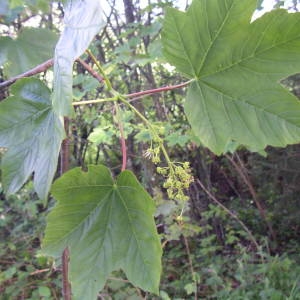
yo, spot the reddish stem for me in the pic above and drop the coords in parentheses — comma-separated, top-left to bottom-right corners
(118, 117, 127, 171)
(120, 135, 127, 171)
(0, 57, 104, 89)
(125, 80, 192, 99)
(0, 58, 192, 102)
(76, 58, 104, 83)
(62, 247, 72, 300)
(60, 117, 70, 175)
(0, 59, 54, 89)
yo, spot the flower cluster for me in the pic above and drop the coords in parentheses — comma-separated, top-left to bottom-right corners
(144, 142, 193, 201)
(143, 146, 161, 164)
(157, 162, 193, 201)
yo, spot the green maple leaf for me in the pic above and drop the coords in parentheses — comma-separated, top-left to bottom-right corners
(162, 0, 300, 154)
(0, 27, 57, 77)
(41, 165, 162, 300)
(0, 78, 65, 200)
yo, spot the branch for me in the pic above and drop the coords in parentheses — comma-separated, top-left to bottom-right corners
(1, 58, 193, 107)
(0, 59, 54, 89)
(196, 178, 260, 251)
(124, 79, 194, 99)
(72, 80, 194, 106)
(76, 58, 104, 83)
(225, 153, 277, 243)
(62, 247, 72, 300)
(0, 57, 104, 90)
(115, 103, 127, 171)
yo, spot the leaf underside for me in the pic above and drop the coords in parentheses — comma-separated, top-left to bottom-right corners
(0, 78, 65, 200)
(52, 0, 106, 116)
(41, 165, 162, 300)
(162, 0, 300, 154)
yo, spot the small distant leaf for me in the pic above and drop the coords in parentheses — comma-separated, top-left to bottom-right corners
(0, 78, 65, 200)
(165, 131, 191, 147)
(0, 28, 57, 76)
(148, 39, 163, 61)
(135, 129, 151, 142)
(184, 282, 197, 295)
(162, 0, 300, 154)
(3, 266, 17, 279)
(38, 286, 51, 297)
(140, 21, 162, 38)
(9, 0, 23, 8)
(42, 165, 162, 300)
(27, 0, 50, 12)
(52, 0, 106, 116)
(88, 126, 114, 145)
(73, 74, 99, 92)
(160, 290, 171, 300)
(10, 0, 49, 11)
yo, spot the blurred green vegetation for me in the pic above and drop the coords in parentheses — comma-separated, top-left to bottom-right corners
(1, 0, 300, 299)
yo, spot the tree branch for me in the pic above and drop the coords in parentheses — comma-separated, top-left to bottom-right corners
(0, 57, 104, 90)
(0, 59, 54, 89)
(225, 153, 277, 243)
(1, 59, 193, 109)
(76, 58, 104, 83)
(72, 80, 194, 106)
(62, 247, 72, 300)
(124, 79, 194, 99)
(196, 178, 260, 251)
(115, 103, 127, 171)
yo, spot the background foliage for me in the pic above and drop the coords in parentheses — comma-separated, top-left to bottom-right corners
(1, 0, 300, 299)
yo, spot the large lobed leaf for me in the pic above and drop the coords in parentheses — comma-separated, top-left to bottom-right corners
(162, 0, 300, 154)
(41, 165, 162, 300)
(0, 78, 65, 200)
(0, 27, 57, 77)
(52, 0, 106, 116)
